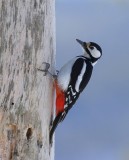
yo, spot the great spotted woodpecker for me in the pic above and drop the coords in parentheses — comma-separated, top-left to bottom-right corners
(40, 39, 102, 144)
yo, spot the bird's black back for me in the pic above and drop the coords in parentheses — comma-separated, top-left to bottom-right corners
(64, 56, 93, 114)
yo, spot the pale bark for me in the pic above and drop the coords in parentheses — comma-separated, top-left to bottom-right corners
(0, 0, 55, 159)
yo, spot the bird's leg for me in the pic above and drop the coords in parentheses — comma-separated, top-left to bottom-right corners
(37, 62, 57, 80)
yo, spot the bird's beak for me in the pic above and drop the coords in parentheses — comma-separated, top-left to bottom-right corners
(76, 39, 84, 46)
(76, 39, 90, 49)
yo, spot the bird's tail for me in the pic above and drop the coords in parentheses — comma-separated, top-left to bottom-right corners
(49, 113, 62, 144)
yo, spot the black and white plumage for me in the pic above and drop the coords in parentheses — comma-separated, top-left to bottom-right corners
(49, 39, 102, 144)
(60, 56, 93, 121)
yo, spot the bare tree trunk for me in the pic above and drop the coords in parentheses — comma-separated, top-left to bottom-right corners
(0, 0, 55, 159)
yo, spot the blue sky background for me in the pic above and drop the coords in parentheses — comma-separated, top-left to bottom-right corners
(55, 0, 129, 160)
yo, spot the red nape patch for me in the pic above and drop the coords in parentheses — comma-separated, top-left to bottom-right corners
(55, 80, 65, 115)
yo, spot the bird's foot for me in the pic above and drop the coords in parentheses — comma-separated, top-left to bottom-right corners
(37, 62, 57, 79)
(37, 62, 50, 76)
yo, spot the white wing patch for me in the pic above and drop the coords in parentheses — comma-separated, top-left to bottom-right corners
(75, 62, 86, 92)
(64, 85, 78, 109)
(69, 85, 76, 95)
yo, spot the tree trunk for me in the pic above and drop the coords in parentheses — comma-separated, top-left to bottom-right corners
(0, 0, 55, 159)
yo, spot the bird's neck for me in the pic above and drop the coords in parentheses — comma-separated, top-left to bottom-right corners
(92, 61, 98, 66)
(82, 54, 98, 66)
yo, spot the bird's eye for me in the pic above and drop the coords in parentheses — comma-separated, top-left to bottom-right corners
(89, 46, 94, 50)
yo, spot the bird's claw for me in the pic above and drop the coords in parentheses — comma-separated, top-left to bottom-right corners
(37, 62, 50, 76)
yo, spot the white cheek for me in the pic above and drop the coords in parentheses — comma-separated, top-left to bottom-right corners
(91, 49, 101, 58)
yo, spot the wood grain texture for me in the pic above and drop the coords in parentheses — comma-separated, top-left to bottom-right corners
(0, 0, 55, 159)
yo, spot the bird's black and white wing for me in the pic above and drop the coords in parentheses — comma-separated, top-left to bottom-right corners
(61, 57, 93, 121)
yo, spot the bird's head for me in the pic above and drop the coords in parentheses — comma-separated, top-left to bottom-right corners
(76, 39, 102, 64)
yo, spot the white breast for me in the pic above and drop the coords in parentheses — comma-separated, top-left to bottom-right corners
(57, 58, 77, 91)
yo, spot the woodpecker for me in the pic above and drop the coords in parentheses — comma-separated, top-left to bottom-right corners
(45, 39, 102, 144)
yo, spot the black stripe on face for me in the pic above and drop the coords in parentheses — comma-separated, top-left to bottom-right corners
(90, 42, 102, 54)
(86, 47, 99, 63)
